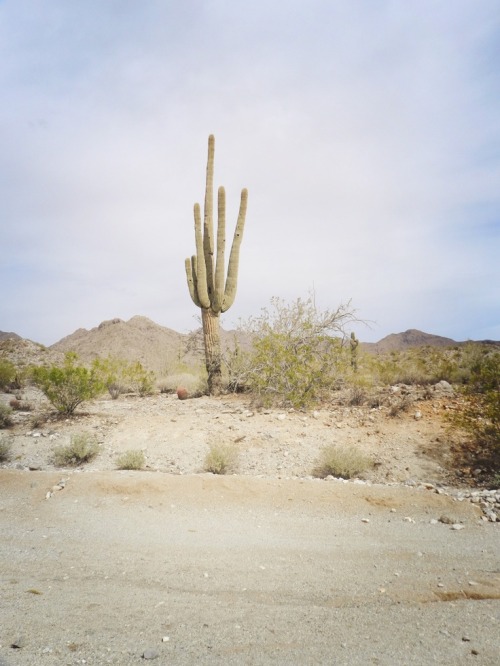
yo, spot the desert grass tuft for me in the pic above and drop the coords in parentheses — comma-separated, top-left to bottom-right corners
(116, 449, 145, 470)
(0, 437, 12, 461)
(52, 432, 99, 467)
(203, 442, 239, 475)
(313, 444, 373, 479)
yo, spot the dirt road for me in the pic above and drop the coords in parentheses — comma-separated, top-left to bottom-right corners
(1, 470, 499, 665)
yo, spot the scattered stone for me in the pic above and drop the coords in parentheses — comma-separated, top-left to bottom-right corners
(438, 515, 456, 525)
(403, 517, 415, 523)
(11, 636, 26, 648)
(361, 518, 370, 523)
(142, 648, 159, 659)
(414, 411, 422, 420)
(451, 524, 465, 531)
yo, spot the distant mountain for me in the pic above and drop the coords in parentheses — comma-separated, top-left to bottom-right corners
(362, 329, 458, 354)
(0, 331, 22, 342)
(50, 316, 188, 375)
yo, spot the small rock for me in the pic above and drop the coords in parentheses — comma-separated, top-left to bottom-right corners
(142, 648, 159, 659)
(361, 518, 370, 523)
(414, 411, 422, 420)
(438, 515, 456, 525)
(451, 524, 465, 531)
(11, 636, 26, 648)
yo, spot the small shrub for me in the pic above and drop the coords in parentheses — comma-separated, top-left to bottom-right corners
(203, 443, 239, 475)
(0, 438, 12, 461)
(388, 395, 413, 417)
(52, 433, 99, 467)
(32, 353, 104, 415)
(0, 360, 16, 389)
(116, 449, 145, 470)
(0, 404, 13, 429)
(158, 373, 207, 396)
(313, 444, 373, 479)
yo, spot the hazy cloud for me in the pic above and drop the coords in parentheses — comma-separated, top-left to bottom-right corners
(1, 0, 499, 344)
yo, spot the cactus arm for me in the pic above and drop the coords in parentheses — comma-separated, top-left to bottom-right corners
(203, 134, 215, 300)
(221, 188, 248, 313)
(185, 256, 202, 308)
(212, 186, 226, 313)
(193, 202, 210, 308)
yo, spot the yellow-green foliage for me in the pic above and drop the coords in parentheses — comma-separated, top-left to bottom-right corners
(92, 357, 156, 397)
(313, 444, 373, 479)
(238, 296, 356, 408)
(447, 351, 500, 473)
(116, 449, 145, 470)
(32, 353, 104, 415)
(52, 432, 99, 466)
(203, 442, 239, 475)
(0, 437, 12, 460)
(0, 359, 16, 389)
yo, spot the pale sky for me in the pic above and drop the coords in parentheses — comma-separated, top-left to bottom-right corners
(1, 1, 499, 345)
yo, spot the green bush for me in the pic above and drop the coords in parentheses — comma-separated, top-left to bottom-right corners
(52, 432, 99, 466)
(92, 357, 155, 397)
(448, 351, 500, 475)
(235, 295, 357, 408)
(313, 444, 373, 479)
(32, 353, 104, 415)
(116, 449, 145, 470)
(0, 437, 12, 461)
(0, 360, 16, 390)
(0, 404, 13, 429)
(203, 443, 239, 475)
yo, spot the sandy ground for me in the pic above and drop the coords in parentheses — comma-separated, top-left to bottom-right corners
(1, 391, 499, 664)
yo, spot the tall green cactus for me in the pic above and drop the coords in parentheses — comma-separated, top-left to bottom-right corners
(185, 135, 248, 395)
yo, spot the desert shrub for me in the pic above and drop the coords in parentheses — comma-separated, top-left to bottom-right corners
(157, 372, 207, 396)
(116, 449, 145, 470)
(0, 404, 13, 428)
(0, 360, 16, 390)
(52, 432, 99, 466)
(0, 437, 12, 461)
(92, 357, 155, 398)
(447, 351, 500, 475)
(234, 295, 358, 408)
(313, 444, 373, 479)
(32, 353, 104, 415)
(203, 442, 239, 475)
(388, 394, 414, 417)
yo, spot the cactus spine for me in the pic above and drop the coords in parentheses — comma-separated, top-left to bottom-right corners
(185, 135, 248, 395)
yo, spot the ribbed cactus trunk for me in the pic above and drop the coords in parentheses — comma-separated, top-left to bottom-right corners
(185, 135, 248, 395)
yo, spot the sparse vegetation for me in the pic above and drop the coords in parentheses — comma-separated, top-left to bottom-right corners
(0, 437, 12, 461)
(0, 359, 16, 389)
(92, 357, 156, 398)
(203, 442, 239, 475)
(116, 449, 145, 470)
(157, 372, 207, 397)
(52, 432, 100, 466)
(233, 295, 358, 408)
(0, 404, 13, 428)
(447, 351, 500, 477)
(313, 444, 373, 479)
(32, 353, 104, 415)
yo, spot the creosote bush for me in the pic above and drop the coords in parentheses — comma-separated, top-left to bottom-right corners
(447, 351, 500, 475)
(92, 357, 156, 398)
(32, 353, 104, 415)
(203, 442, 239, 475)
(231, 295, 359, 408)
(0, 404, 13, 429)
(116, 449, 145, 470)
(0, 360, 16, 390)
(52, 432, 99, 467)
(313, 444, 373, 479)
(0, 437, 12, 461)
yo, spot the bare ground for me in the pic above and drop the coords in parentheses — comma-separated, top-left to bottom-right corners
(1, 390, 499, 665)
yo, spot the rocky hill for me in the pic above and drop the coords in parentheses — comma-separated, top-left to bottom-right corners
(0, 331, 22, 342)
(362, 329, 458, 354)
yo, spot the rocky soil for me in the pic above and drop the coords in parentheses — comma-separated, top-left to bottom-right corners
(1, 385, 499, 664)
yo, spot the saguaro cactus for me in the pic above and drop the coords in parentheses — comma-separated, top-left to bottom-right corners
(185, 135, 248, 395)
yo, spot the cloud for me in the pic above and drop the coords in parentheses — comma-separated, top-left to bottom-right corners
(1, 0, 499, 344)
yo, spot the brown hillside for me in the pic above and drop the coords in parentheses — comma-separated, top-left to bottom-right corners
(50, 316, 188, 375)
(363, 329, 457, 354)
